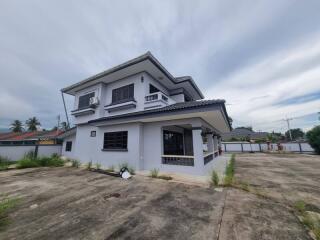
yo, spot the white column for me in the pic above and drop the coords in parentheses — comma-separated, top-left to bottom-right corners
(206, 133, 214, 153)
(213, 135, 218, 153)
(192, 128, 204, 174)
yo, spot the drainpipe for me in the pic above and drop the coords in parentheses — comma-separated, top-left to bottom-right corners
(61, 91, 70, 129)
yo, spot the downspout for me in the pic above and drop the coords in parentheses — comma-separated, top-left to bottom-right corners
(61, 91, 70, 129)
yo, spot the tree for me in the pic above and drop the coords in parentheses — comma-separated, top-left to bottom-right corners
(25, 117, 41, 131)
(285, 128, 304, 141)
(306, 126, 320, 154)
(10, 120, 24, 132)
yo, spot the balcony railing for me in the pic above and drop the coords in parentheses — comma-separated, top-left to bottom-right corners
(204, 152, 214, 165)
(145, 92, 169, 102)
(161, 155, 194, 166)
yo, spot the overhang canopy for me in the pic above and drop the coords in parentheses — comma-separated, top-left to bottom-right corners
(87, 100, 231, 133)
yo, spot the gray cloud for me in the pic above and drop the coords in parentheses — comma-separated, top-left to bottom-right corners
(0, 0, 320, 132)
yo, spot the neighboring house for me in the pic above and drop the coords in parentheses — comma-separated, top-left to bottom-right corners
(0, 130, 64, 160)
(61, 52, 231, 175)
(0, 130, 64, 145)
(222, 127, 268, 141)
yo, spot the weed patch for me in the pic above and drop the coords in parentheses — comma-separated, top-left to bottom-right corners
(294, 200, 320, 240)
(17, 153, 64, 169)
(71, 159, 80, 168)
(211, 170, 219, 186)
(150, 168, 159, 178)
(223, 154, 235, 186)
(0, 195, 20, 231)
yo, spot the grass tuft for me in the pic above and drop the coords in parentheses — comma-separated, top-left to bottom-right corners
(95, 163, 101, 170)
(293, 200, 320, 240)
(294, 200, 306, 213)
(223, 154, 235, 186)
(211, 170, 219, 186)
(0, 156, 11, 171)
(87, 160, 92, 170)
(150, 168, 159, 178)
(0, 195, 20, 231)
(71, 159, 80, 168)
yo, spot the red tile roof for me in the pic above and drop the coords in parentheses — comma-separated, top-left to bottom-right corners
(0, 130, 64, 141)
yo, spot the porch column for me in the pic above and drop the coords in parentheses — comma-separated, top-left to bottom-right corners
(206, 133, 214, 153)
(213, 135, 218, 153)
(192, 128, 204, 172)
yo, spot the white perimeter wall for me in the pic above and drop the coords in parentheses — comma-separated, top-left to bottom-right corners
(0, 145, 62, 161)
(222, 142, 314, 153)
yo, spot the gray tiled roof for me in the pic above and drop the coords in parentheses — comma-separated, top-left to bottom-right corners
(88, 99, 231, 128)
(61, 52, 204, 99)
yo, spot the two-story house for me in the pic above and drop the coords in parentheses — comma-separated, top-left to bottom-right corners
(61, 52, 231, 175)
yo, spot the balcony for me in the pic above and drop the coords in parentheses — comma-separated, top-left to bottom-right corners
(144, 92, 169, 109)
(104, 99, 137, 113)
(71, 106, 95, 117)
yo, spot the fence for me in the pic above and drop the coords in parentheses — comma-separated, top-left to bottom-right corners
(222, 142, 314, 153)
(0, 145, 62, 161)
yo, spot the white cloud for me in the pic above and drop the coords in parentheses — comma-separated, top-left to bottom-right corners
(0, 0, 320, 132)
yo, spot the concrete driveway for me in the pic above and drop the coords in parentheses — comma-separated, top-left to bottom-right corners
(0, 167, 225, 240)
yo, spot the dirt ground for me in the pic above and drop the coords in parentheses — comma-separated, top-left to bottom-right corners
(0, 167, 225, 240)
(219, 153, 320, 240)
(0, 153, 319, 240)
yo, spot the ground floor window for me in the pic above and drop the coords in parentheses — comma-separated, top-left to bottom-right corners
(163, 130, 184, 155)
(65, 141, 72, 152)
(103, 131, 128, 150)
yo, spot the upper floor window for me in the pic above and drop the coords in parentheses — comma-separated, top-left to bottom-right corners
(149, 84, 160, 94)
(112, 84, 134, 104)
(78, 92, 95, 109)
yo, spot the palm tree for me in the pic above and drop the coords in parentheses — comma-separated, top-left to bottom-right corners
(25, 117, 41, 131)
(10, 120, 24, 132)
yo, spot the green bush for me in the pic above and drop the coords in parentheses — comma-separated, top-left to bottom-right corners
(306, 126, 320, 154)
(211, 170, 219, 186)
(17, 158, 39, 169)
(150, 168, 159, 178)
(17, 153, 64, 169)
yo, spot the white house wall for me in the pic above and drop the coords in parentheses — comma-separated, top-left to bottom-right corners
(73, 83, 104, 125)
(61, 134, 77, 159)
(74, 123, 142, 170)
(143, 118, 205, 175)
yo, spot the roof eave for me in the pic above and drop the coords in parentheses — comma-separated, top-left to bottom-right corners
(61, 52, 204, 99)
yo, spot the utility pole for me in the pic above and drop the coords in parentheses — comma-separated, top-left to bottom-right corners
(283, 117, 293, 141)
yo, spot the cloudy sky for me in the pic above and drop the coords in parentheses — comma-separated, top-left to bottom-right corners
(1, 0, 320, 132)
